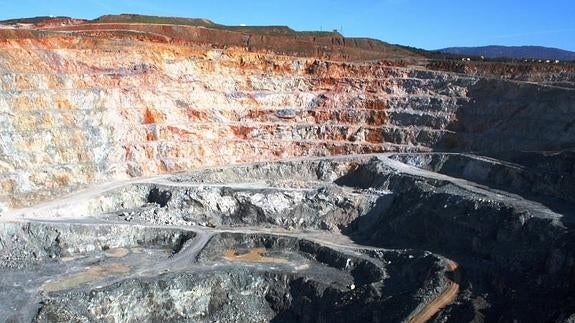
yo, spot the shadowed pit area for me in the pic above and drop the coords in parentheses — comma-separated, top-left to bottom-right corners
(1, 153, 573, 322)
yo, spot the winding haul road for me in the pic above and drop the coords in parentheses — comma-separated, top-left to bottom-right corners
(1, 153, 469, 321)
(410, 259, 460, 323)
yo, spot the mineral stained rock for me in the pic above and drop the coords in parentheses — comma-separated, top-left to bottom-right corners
(0, 15, 574, 323)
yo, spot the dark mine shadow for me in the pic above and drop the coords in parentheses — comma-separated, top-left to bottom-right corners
(332, 161, 575, 323)
(427, 77, 575, 226)
(433, 78, 575, 153)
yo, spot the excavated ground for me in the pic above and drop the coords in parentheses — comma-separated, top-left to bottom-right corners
(1, 153, 574, 322)
(0, 16, 574, 322)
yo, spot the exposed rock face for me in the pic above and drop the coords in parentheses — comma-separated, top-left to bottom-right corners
(1, 31, 573, 207)
(1, 16, 574, 323)
(1, 154, 573, 322)
(426, 59, 575, 85)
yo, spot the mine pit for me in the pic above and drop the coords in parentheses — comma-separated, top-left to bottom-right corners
(2, 153, 572, 322)
(0, 155, 568, 322)
(0, 15, 573, 321)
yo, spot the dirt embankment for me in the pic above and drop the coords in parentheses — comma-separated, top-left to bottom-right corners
(0, 15, 421, 62)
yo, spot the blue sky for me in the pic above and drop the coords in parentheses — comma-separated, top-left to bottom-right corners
(0, 0, 574, 51)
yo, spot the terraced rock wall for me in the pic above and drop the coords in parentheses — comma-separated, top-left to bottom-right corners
(1, 36, 574, 207)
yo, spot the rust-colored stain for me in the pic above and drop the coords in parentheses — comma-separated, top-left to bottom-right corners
(186, 109, 209, 122)
(144, 145, 155, 159)
(145, 131, 157, 141)
(310, 110, 330, 123)
(162, 126, 193, 141)
(328, 144, 347, 156)
(55, 174, 71, 186)
(365, 129, 385, 144)
(159, 159, 169, 172)
(329, 130, 348, 141)
(247, 109, 267, 121)
(309, 110, 388, 126)
(368, 111, 389, 126)
(41, 263, 130, 293)
(56, 98, 72, 109)
(321, 77, 338, 86)
(223, 248, 289, 264)
(143, 108, 156, 124)
(245, 93, 260, 107)
(124, 146, 134, 160)
(231, 125, 254, 140)
(365, 99, 388, 110)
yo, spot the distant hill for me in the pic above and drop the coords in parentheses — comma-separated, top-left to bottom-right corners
(439, 46, 575, 61)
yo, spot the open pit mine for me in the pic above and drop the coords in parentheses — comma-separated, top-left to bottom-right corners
(0, 14, 574, 323)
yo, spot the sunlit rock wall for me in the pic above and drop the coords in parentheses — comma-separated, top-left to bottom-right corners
(1, 36, 573, 207)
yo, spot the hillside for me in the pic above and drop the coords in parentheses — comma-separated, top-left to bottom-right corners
(439, 45, 575, 61)
(0, 14, 422, 62)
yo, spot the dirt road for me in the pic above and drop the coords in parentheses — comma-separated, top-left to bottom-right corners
(409, 259, 460, 323)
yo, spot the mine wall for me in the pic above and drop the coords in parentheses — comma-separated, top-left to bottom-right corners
(1, 37, 574, 208)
